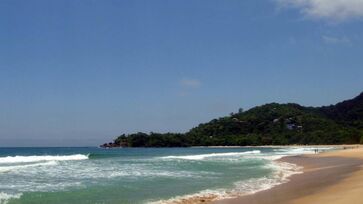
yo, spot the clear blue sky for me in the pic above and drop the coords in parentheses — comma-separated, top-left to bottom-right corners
(1, 0, 363, 146)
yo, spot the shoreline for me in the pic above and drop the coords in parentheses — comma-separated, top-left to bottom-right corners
(213, 145, 363, 204)
(164, 145, 363, 204)
(191, 144, 360, 148)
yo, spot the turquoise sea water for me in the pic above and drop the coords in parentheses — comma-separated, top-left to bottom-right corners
(0, 147, 333, 204)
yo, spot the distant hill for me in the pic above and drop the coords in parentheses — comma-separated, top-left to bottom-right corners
(101, 92, 363, 147)
(319, 92, 363, 128)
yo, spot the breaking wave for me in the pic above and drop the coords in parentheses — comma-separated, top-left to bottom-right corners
(0, 161, 58, 173)
(160, 150, 261, 160)
(0, 192, 22, 204)
(0, 154, 89, 164)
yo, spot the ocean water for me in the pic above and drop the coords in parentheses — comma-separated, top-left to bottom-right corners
(0, 147, 334, 204)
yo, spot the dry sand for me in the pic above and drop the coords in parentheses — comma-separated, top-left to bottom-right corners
(213, 145, 363, 204)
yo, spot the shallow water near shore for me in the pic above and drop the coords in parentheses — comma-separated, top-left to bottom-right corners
(0, 147, 334, 204)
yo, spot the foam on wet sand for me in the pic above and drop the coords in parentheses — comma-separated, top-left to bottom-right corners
(213, 145, 363, 204)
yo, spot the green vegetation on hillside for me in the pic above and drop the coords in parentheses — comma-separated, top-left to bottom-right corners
(101, 92, 363, 147)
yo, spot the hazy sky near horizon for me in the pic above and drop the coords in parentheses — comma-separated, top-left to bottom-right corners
(1, 0, 363, 146)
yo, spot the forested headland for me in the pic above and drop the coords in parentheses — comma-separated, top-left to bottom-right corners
(101, 92, 363, 147)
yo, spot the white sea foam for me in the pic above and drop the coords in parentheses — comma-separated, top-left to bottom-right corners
(160, 150, 261, 160)
(0, 161, 58, 173)
(148, 188, 231, 204)
(150, 147, 312, 204)
(247, 147, 337, 161)
(0, 160, 205, 194)
(149, 160, 303, 204)
(273, 147, 335, 154)
(0, 192, 22, 204)
(231, 160, 302, 194)
(0, 154, 89, 164)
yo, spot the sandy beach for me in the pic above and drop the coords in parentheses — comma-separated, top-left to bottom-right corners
(213, 145, 363, 204)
